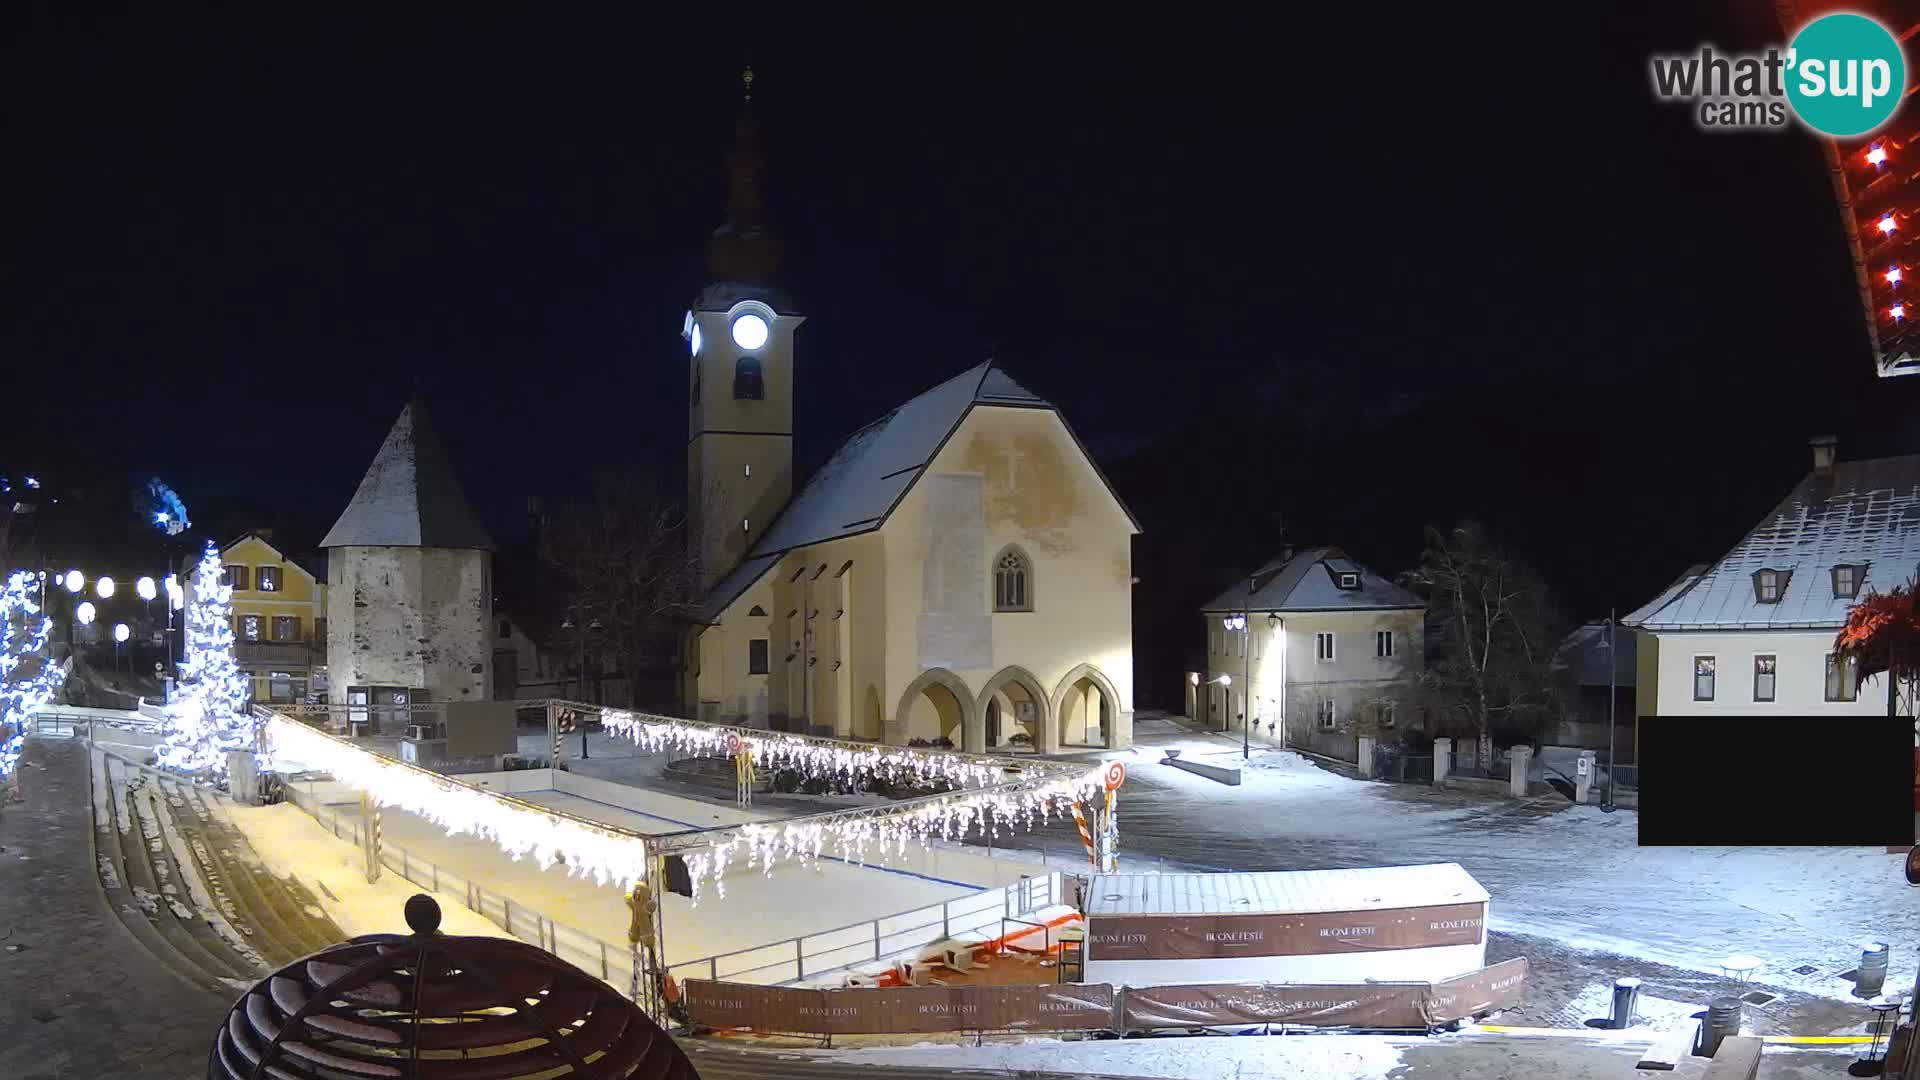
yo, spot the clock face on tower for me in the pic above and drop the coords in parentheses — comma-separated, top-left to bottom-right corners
(689, 322, 703, 356)
(731, 313, 769, 350)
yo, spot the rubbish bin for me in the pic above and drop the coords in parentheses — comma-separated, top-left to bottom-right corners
(1859, 943, 1890, 997)
(1702, 997, 1743, 1057)
(1610, 978, 1642, 1030)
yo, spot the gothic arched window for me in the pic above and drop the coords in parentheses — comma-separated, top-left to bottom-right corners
(993, 547, 1032, 612)
(733, 357, 765, 400)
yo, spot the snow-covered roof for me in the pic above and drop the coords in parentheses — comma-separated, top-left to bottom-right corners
(1621, 565, 1709, 628)
(1199, 546, 1424, 614)
(321, 399, 494, 551)
(1084, 864, 1488, 917)
(1632, 454, 1920, 631)
(696, 360, 1139, 622)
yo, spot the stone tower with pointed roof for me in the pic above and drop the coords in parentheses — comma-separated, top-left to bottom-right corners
(686, 68, 804, 590)
(323, 398, 495, 712)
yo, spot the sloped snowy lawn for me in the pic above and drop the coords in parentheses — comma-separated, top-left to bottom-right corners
(793, 1031, 1412, 1079)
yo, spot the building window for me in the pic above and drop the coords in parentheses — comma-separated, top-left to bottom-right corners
(747, 605, 768, 617)
(1826, 652, 1859, 702)
(733, 356, 765, 400)
(1692, 655, 1716, 701)
(1315, 632, 1335, 662)
(271, 615, 299, 642)
(498, 620, 511, 639)
(224, 565, 249, 590)
(314, 617, 327, 645)
(690, 358, 701, 406)
(268, 671, 293, 703)
(993, 548, 1032, 612)
(1832, 564, 1863, 599)
(1375, 630, 1394, 658)
(239, 614, 263, 641)
(1317, 699, 1337, 730)
(1338, 572, 1359, 590)
(1376, 701, 1396, 729)
(256, 566, 281, 592)
(1752, 568, 1787, 604)
(748, 638, 769, 675)
(1753, 655, 1776, 702)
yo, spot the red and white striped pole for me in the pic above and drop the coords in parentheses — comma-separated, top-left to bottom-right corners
(1070, 801, 1097, 867)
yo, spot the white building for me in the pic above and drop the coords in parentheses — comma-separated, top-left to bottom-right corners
(1626, 438, 1919, 717)
(1190, 546, 1426, 758)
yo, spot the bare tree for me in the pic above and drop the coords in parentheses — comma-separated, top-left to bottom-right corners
(539, 477, 704, 706)
(1401, 522, 1566, 759)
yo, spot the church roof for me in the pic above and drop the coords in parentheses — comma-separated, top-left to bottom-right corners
(697, 360, 1135, 622)
(321, 398, 494, 551)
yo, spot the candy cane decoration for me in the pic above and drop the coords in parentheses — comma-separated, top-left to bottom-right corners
(1071, 800, 1097, 866)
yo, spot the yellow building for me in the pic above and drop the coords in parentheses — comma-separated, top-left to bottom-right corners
(215, 531, 328, 704)
(683, 75, 1140, 752)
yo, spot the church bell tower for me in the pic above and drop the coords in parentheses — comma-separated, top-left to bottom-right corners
(687, 67, 802, 590)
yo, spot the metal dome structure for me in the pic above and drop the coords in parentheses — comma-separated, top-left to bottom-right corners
(209, 894, 700, 1080)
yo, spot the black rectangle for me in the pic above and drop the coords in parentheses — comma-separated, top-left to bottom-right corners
(1637, 716, 1912, 846)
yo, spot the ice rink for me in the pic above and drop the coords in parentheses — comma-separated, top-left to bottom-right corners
(283, 774, 989, 975)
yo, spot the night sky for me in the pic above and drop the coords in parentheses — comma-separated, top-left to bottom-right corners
(7, 5, 1920, 699)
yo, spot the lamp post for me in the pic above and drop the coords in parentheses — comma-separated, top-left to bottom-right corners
(1242, 576, 1254, 759)
(1602, 610, 1618, 813)
(560, 612, 602, 759)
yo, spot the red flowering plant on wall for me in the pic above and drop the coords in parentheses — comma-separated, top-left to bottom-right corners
(1831, 576, 1920, 808)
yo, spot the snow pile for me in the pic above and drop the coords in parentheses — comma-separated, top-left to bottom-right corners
(220, 801, 511, 941)
(796, 1032, 1411, 1079)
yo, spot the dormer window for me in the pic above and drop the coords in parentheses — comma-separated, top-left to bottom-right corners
(1831, 564, 1864, 599)
(1752, 568, 1789, 604)
(1337, 572, 1359, 590)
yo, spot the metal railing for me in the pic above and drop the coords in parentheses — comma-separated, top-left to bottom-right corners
(280, 781, 642, 997)
(279, 778, 1061, 994)
(27, 707, 163, 738)
(664, 871, 1060, 987)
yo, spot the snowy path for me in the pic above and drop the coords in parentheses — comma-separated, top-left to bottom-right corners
(996, 719, 1919, 1004)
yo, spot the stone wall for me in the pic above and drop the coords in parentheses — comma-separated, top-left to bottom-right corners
(326, 545, 492, 702)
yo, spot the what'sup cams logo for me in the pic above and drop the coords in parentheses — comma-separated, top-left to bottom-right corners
(1651, 12, 1906, 135)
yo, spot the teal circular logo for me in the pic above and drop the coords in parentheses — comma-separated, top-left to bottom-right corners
(1786, 13, 1906, 137)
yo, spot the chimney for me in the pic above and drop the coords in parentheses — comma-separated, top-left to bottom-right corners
(1810, 435, 1838, 474)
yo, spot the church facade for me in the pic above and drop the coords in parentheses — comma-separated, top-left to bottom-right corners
(682, 73, 1138, 752)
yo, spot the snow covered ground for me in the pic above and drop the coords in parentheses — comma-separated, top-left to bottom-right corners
(791, 1032, 1414, 1079)
(1043, 724, 1920, 1011)
(221, 800, 512, 941)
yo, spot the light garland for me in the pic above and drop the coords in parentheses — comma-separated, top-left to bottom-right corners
(265, 716, 653, 889)
(600, 708, 1104, 902)
(601, 709, 1024, 793)
(259, 705, 1102, 905)
(1, 570, 69, 778)
(677, 768, 1097, 903)
(156, 542, 254, 776)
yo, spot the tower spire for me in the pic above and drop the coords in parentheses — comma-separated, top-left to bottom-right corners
(709, 66, 780, 282)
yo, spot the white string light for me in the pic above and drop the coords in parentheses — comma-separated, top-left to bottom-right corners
(156, 542, 254, 776)
(265, 716, 653, 889)
(601, 708, 1104, 901)
(1, 570, 69, 778)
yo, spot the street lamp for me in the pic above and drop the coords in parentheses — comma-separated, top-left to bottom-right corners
(96, 576, 115, 599)
(76, 601, 96, 624)
(63, 570, 83, 593)
(559, 613, 604, 759)
(1599, 610, 1618, 813)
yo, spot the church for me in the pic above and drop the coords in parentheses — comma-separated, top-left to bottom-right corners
(683, 72, 1139, 752)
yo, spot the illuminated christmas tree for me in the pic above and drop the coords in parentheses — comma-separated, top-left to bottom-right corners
(1, 570, 67, 782)
(157, 542, 254, 775)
